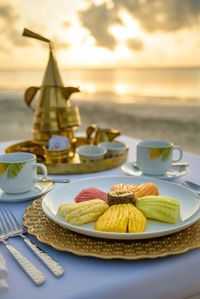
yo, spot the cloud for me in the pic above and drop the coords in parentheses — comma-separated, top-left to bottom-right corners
(0, 2, 69, 52)
(52, 37, 69, 49)
(114, 0, 200, 32)
(79, 2, 122, 49)
(0, 44, 10, 53)
(78, 0, 200, 49)
(0, 2, 29, 47)
(62, 20, 71, 28)
(126, 38, 144, 51)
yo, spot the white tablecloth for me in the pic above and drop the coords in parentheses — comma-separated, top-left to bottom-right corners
(0, 136, 200, 299)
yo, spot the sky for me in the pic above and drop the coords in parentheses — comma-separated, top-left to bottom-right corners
(0, 0, 200, 69)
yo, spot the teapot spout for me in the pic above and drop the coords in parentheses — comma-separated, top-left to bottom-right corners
(93, 128, 121, 145)
(106, 129, 121, 141)
(62, 87, 80, 100)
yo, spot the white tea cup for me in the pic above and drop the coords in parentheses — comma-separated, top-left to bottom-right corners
(98, 142, 127, 157)
(136, 140, 183, 175)
(0, 152, 48, 194)
(76, 145, 107, 162)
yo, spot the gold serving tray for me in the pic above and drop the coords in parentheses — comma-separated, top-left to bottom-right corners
(5, 139, 128, 174)
(23, 199, 200, 260)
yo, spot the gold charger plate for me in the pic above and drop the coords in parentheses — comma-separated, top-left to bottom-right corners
(5, 139, 128, 174)
(23, 198, 200, 260)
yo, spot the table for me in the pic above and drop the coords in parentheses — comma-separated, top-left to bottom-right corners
(1, 136, 200, 299)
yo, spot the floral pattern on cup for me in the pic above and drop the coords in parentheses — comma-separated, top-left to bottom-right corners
(136, 140, 183, 175)
(0, 163, 25, 179)
(148, 148, 172, 161)
(0, 152, 48, 194)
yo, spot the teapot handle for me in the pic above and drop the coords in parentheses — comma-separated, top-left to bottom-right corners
(86, 124, 98, 143)
(24, 86, 40, 111)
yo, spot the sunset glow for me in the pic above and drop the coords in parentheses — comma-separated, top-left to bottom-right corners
(114, 84, 127, 95)
(0, 0, 200, 69)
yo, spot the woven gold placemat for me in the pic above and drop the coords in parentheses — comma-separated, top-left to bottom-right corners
(23, 199, 200, 260)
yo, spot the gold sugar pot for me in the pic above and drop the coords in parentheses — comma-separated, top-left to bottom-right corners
(86, 124, 120, 145)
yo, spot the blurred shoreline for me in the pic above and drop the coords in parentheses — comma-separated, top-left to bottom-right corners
(0, 91, 200, 154)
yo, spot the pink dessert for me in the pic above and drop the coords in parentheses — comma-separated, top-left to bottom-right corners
(74, 187, 108, 203)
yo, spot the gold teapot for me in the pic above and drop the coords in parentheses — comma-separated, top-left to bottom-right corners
(22, 28, 81, 145)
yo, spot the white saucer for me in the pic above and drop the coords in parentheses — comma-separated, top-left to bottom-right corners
(121, 162, 188, 180)
(0, 181, 54, 203)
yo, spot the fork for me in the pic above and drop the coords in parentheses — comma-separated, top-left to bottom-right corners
(1, 209, 64, 277)
(0, 212, 45, 285)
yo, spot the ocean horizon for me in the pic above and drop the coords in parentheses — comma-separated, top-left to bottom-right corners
(0, 67, 200, 154)
(0, 67, 200, 105)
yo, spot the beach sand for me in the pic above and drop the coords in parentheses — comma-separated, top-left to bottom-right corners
(0, 91, 200, 154)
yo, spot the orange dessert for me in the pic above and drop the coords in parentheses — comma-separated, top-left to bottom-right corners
(111, 182, 159, 200)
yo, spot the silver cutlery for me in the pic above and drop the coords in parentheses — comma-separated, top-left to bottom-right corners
(171, 162, 189, 167)
(183, 180, 200, 195)
(39, 177, 70, 184)
(0, 212, 45, 286)
(1, 209, 64, 277)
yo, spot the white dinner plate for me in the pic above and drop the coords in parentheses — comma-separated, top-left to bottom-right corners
(42, 176, 200, 240)
(121, 162, 188, 180)
(0, 181, 54, 203)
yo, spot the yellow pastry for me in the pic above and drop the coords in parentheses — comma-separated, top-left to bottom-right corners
(95, 203, 146, 233)
(57, 199, 109, 225)
(127, 204, 146, 232)
(95, 204, 129, 233)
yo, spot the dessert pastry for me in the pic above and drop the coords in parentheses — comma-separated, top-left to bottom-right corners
(58, 202, 78, 218)
(58, 199, 109, 225)
(95, 203, 146, 233)
(111, 182, 159, 199)
(107, 190, 135, 206)
(134, 183, 159, 199)
(136, 196, 180, 224)
(74, 187, 107, 203)
(111, 183, 138, 193)
(127, 204, 147, 233)
(95, 204, 129, 233)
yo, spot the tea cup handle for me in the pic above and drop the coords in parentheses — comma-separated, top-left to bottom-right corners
(172, 146, 183, 163)
(35, 163, 48, 180)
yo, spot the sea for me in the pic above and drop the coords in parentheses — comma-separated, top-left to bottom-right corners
(0, 68, 200, 105)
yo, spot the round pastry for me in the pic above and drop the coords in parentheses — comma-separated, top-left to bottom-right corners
(111, 182, 159, 200)
(107, 190, 135, 206)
